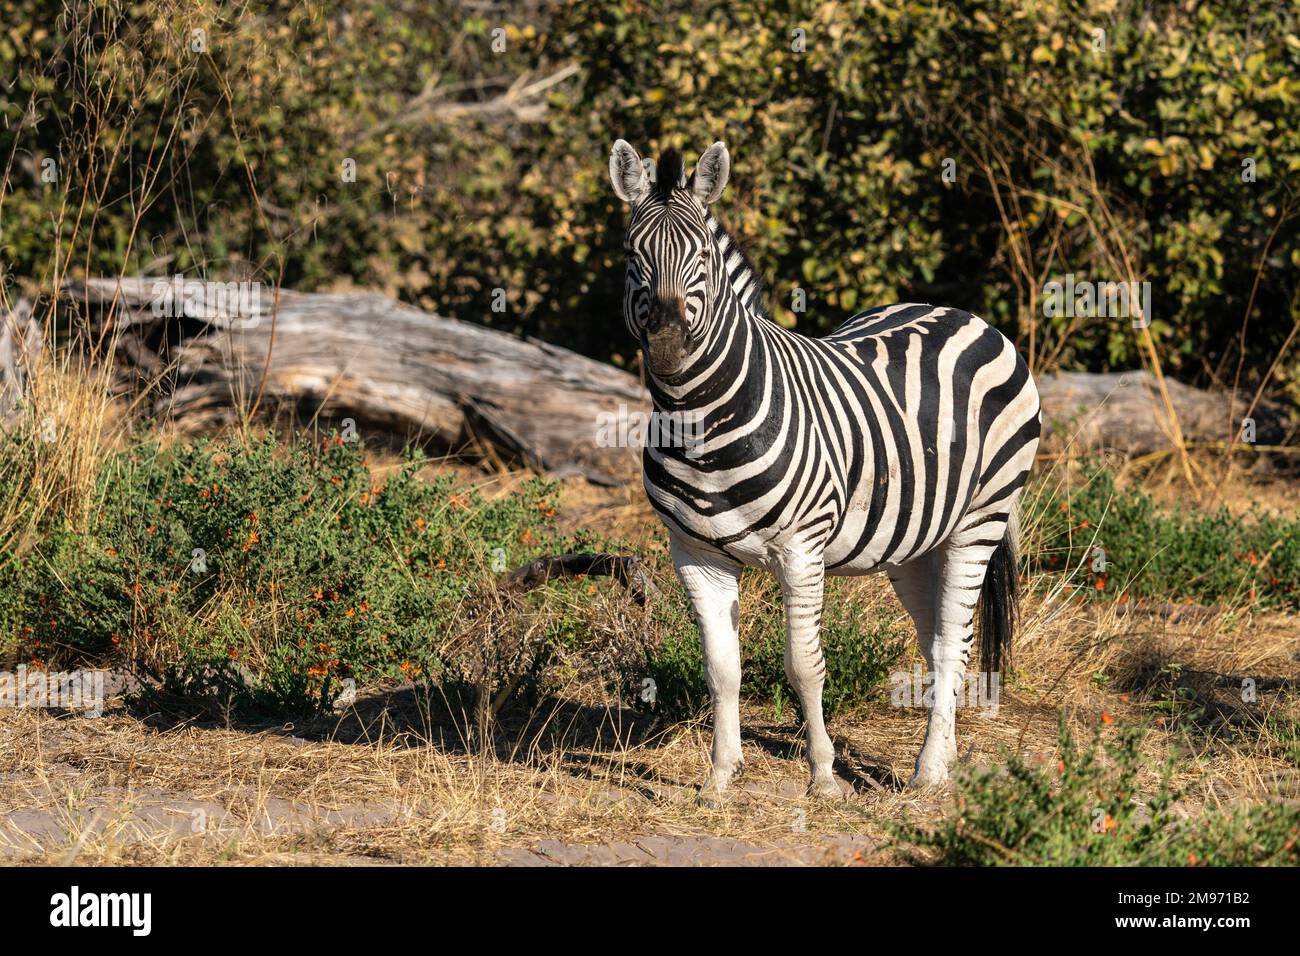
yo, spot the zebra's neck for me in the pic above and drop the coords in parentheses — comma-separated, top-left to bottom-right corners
(705, 211, 768, 320)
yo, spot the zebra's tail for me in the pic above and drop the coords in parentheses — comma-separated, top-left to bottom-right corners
(978, 506, 1020, 678)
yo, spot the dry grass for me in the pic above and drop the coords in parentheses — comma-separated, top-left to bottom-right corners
(2, 508, 1296, 864)
(0, 352, 126, 562)
(1, 404, 1296, 865)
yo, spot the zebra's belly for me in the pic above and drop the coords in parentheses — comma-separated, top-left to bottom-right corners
(648, 484, 944, 576)
(645, 461, 942, 575)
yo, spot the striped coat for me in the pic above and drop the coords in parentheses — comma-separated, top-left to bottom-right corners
(611, 140, 1040, 797)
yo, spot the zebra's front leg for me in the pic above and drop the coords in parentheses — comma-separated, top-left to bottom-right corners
(777, 551, 842, 799)
(670, 538, 744, 804)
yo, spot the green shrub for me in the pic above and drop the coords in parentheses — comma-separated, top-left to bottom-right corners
(896, 717, 1300, 866)
(636, 575, 908, 722)
(0, 431, 562, 716)
(1027, 463, 1300, 608)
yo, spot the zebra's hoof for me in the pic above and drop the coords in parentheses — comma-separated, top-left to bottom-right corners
(807, 776, 848, 801)
(907, 767, 950, 791)
(696, 767, 740, 807)
(697, 782, 732, 808)
(696, 789, 725, 808)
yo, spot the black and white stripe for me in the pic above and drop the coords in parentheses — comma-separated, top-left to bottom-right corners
(609, 140, 1041, 795)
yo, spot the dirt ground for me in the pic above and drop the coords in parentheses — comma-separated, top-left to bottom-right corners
(2, 466, 1298, 866)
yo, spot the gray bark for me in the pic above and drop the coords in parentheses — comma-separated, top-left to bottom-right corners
(58, 279, 1291, 477)
(67, 277, 646, 485)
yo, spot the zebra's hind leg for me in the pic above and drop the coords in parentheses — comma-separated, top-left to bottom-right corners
(888, 551, 940, 670)
(909, 534, 1004, 788)
(776, 550, 843, 799)
(669, 537, 745, 804)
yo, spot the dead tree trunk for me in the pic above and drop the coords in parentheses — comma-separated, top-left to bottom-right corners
(60, 278, 1293, 477)
(0, 298, 41, 427)
(67, 277, 647, 485)
(1036, 370, 1292, 457)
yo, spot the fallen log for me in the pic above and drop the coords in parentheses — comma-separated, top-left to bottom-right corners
(66, 277, 647, 485)
(60, 279, 1293, 477)
(502, 552, 661, 605)
(0, 298, 41, 426)
(1036, 370, 1292, 458)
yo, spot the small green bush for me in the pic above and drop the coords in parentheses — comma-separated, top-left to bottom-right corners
(636, 575, 908, 722)
(0, 432, 562, 716)
(895, 718, 1300, 866)
(1027, 464, 1300, 609)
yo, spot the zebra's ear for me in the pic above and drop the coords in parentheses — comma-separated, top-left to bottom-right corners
(610, 140, 650, 204)
(691, 141, 730, 204)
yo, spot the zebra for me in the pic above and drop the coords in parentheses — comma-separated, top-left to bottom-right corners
(609, 139, 1041, 799)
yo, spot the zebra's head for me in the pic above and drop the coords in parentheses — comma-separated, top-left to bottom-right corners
(609, 139, 730, 378)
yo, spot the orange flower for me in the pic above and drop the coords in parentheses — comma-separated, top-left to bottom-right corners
(1094, 576, 1107, 590)
(1100, 711, 1114, 725)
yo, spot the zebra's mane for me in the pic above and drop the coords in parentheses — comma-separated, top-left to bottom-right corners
(652, 149, 686, 200)
(706, 211, 770, 320)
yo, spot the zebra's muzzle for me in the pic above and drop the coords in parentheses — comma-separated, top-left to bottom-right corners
(643, 297, 692, 377)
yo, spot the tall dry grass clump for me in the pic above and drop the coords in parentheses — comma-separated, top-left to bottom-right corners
(0, 323, 125, 561)
(0, 3, 223, 555)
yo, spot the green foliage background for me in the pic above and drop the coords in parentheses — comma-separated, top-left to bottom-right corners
(2, 0, 1298, 382)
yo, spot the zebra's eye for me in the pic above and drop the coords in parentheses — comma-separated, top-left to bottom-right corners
(698, 248, 708, 263)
